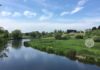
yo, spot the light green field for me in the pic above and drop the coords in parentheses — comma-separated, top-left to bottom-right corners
(28, 39, 100, 58)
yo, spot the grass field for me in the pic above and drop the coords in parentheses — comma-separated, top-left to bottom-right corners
(27, 39, 100, 58)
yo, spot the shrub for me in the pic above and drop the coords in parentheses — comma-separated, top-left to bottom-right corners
(54, 33, 62, 40)
(55, 33, 70, 40)
(46, 46, 54, 53)
(65, 49, 77, 60)
(61, 34, 70, 40)
(93, 36, 100, 42)
(75, 35, 84, 39)
(85, 56, 95, 64)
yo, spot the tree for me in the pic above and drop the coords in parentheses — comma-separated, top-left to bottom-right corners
(11, 30, 22, 39)
(41, 31, 46, 37)
(98, 26, 100, 29)
(92, 27, 97, 31)
(54, 33, 62, 40)
(3, 30, 9, 38)
(30, 31, 41, 39)
(0, 27, 4, 34)
(75, 35, 84, 39)
(0, 27, 9, 39)
(85, 29, 92, 38)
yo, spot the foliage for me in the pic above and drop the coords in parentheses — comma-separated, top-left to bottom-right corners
(54, 30, 70, 40)
(65, 49, 76, 59)
(98, 26, 100, 29)
(54, 32, 62, 40)
(94, 36, 100, 42)
(0, 27, 9, 39)
(30, 31, 41, 39)
(75, 35, 84, 39)
(61, 34, 70, 40)
(92, 27, 97, 31)
(11, 30, 22, 39)
(85, 29, 100, 38)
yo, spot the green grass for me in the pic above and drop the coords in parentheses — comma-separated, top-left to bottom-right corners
(26, 38, 100, 65)
(28, 39, 100, 58)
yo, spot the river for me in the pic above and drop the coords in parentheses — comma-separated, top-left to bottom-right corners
(0, 39, 100, 70)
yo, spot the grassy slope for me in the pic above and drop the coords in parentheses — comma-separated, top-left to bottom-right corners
(29, 39, 100, 58)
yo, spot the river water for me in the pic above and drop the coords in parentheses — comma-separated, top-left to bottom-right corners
(0, 39, 100, 70)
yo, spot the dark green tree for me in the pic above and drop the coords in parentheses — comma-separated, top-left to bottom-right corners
(92, 27, 97, 31)
(11, 30, 22, 39)
(98, 26, 100, 29)
(30, 31, 41, 39)
(3, 30, 9, 38)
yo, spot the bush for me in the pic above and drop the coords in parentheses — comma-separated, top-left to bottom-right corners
(94, 36, 100, 42)
(61, 34, 70, 40)
(85, 56, 95, 64)
(75, 35, 84, 39)
(46, 46, 54, 53)
(54, 33, 62, 40)
(55, 33, 70, 40)
(65, 49, 76, 60)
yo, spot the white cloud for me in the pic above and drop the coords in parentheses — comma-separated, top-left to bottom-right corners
(23, 10, 37, 17)
(61, 0, 88, 16)
(0, 18, 99, 32)
(73, 0, 88, 14)
(60, 12, 69, 16)
(39, 9, 53, 21)
(71, 7, 83, 14)
(0, 11, 37, 17)
(0, 11, 12, 16)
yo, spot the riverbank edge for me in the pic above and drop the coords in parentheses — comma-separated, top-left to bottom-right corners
(24, 39, 100, 66)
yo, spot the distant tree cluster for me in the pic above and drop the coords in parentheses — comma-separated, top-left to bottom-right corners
(54, 30, 70, 40)
(92, 26, 100, 30)
(0, 27, 9, 39)
(0, 27, 9, 43)
(0, 25, 99, 41)
(85, 25, 100, 42)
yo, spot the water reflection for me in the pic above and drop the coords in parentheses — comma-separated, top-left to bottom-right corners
(0, 39, 23, 59)
(12, 40, 22, 48)
(0, 40, 8, 59)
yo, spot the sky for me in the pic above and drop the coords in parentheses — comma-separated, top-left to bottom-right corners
(0, 0, 100, 32)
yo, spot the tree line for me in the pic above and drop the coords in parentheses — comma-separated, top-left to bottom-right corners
(0, 25, 100, 41)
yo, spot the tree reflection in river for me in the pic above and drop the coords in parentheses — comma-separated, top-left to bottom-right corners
(0, 39, 100, 68)
(0, 40, 8, 59)
(12, 40, 22, 48)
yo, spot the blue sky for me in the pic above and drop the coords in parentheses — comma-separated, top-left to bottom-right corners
(0, 0, 100, 32)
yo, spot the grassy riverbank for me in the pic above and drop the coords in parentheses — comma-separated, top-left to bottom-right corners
(25, 38, 100, 65)
(27, 39, 100, 58)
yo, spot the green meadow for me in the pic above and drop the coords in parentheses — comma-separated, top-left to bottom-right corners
(27, 38, 100, 59)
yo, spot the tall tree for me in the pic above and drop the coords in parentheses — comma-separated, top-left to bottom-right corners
(11, 30, 22, 39)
